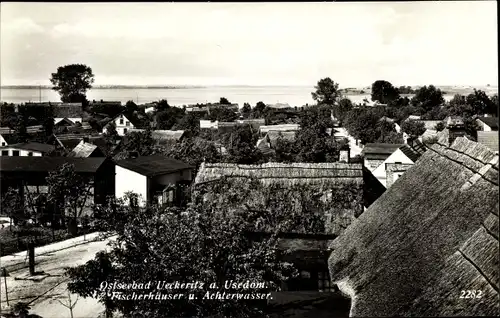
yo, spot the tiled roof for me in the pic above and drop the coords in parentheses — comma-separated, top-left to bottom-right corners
(0, 157, 108, 173)
(477, 131, 499, 152)
(0, 142, 55, 153)
(362, 143, 404, 156)
(399, 145, 421, 162)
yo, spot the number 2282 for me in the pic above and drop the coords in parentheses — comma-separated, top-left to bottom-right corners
(460, 290, 483, 299)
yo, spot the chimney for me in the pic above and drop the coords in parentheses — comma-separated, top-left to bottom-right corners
(339, 145, 350, 163)
(446, 116, 466, 145)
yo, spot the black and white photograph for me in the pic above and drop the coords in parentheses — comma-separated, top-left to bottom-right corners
(0, 1, 498, 317)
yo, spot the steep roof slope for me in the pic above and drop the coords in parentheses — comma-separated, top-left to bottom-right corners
(328, 137, 499, 317)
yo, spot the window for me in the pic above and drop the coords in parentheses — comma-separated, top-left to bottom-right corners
(12, 150, 19, 156)
(125, 121, 130, 126)
(123, 128, 128, 134)
(318, 272, 334, 292)
(1, 150, 8, 156)
(27, 152, 33, 156)
(119, 118, 124, 125)
(1, 142, 5, 146)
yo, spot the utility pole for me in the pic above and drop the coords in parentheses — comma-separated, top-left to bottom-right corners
(39, 85, 42, 103)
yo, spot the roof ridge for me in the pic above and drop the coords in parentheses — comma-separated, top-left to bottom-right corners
(426, 143, 498, 186)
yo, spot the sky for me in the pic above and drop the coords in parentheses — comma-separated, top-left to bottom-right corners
(1, 2, 498, 87)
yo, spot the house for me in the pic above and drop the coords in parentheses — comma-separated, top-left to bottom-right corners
(102, 113, 144, 136)
(200, 120, 219, 129)
(55, 134, 110, 154)
(194, 162, 366, 236)
(476, 116, 499, 131)
(328, 137, 499, 317)
(406, 115, 421, 121)
(255, 131, 297, 157)
(372, 144, 422, 187)
(477, 131, 499, 152)
(128, 129, 186, 143)
(0, 133, 17, 147)
(115, 155, 193, 207)
(266, 102, 293, 109)
(361, 143, 404, 172)
(67, 140, 105, 158)
(0, 142, 56, 157)
(186, 105, 210, 114)
(186, 102, 239, 113)
(0, 156, 115, 217)
(24, 102, 84, 125)
(238, 118, 266, 131)
(193, 161, 384, 296)
(53, 104, 84, 124)
(259, 124, 300, 136)
(0, 127, 15, 135)
(200, 119, 265, 132)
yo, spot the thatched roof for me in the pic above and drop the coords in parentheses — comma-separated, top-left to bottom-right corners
(129, 129, 185, 142)
(194, 162, 363, 187)
(328, 137, 499, 317)
(477, 131, 499, 152)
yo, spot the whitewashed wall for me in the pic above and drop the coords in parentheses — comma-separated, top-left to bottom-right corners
(0, 134, 8, 146)
(115, 165, 148, 206)
(373, 148, 414, 187)
(476, 119, 493, 131)
(103, 114, 136, 136)
(0, 148, 43, 156)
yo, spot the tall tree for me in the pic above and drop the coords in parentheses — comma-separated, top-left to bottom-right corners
(249, 101, 267, 119)
(224, 125, 263, 164)
(66, 188, 297, 318)
(401, 119, 426, 139)
(411, 85, 444, 112)
(371, 80, 400, 105)
(466, 89, 495, 116)
(154, 99, 170, 112)
(46, 163, 94, 235)
(125, 100, 139, 114)
(335, 98, 354, 125)
(311, 78, 342, 105)
(208, 107, 238, 122)
(219, 97, 231, 105)
(50, 64, 94, 103)
(241, 103, 252, 118)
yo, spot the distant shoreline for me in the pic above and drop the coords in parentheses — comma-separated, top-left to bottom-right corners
(0, 85, 208, 89)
